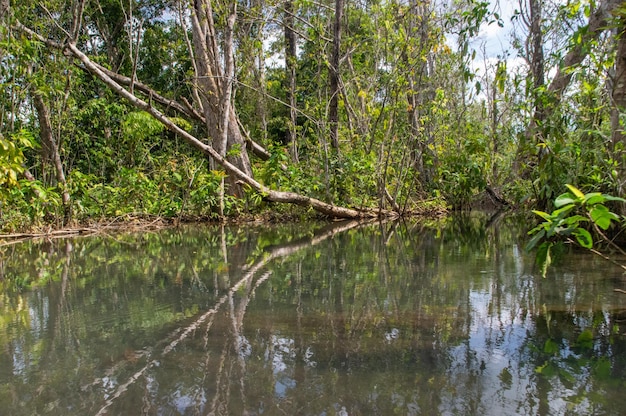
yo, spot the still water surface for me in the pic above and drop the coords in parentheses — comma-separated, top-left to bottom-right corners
(1, 214, 626, 415)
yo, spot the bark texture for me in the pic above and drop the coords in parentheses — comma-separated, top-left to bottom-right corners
(612, 16, 626, 197)
(284, 0, 299, 161)
(189, 0, 252, 196)
(329, 0, 344, 151)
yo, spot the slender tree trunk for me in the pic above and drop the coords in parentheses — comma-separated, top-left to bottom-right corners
(405, 0, 434, 186)
(529, 0, 545, 124)
(284, 0, 299, 162)
(32, 91, 71, 218)
(612, 17, 626, 198)
(217, 1, 237, 216)
(513, 0, 545, 176)
(329, 0, 343, 152)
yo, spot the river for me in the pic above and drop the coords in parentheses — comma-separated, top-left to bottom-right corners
(1, 213, 625, 415)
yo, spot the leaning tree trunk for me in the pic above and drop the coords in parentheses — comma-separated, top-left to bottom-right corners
(62, 39, 392, 218)
(14, 10, 398, 219)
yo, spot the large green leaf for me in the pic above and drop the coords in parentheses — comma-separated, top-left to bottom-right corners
(602, 194, 626, 203)
(554, 193, 576, 208)
(552, 204, 575, 219)
(583, 193, 605, 205)
(536, 241, 552, 278)
(589, 205, 618, 230)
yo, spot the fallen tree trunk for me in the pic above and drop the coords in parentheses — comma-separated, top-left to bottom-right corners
(65, 42, 396, 218)
(64, 40, 385, 218)
(15, 21, 397, 219)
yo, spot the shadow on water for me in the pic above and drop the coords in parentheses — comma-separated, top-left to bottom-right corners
(1, 213, 626, 415)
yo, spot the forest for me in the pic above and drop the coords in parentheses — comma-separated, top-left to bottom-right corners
(1, 0, 625, 231)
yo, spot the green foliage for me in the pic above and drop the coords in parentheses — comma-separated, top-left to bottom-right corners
(2, 0, 624, 226)
(526, 184, 625, 277)
(0, 131, 33, 190)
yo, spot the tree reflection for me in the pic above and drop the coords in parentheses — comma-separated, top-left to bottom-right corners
(1, 215, 626, 415)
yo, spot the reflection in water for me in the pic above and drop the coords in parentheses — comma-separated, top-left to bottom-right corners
(0, 214, 626, 415)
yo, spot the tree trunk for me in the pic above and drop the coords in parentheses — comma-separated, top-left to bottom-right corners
(612, 15, 626, 197)
(328, 0, 343, 151)
(405, 0, 434, 186)
(31, 90, 71, 218)
(515, 0, 621, 175)
(548, 0, 621, 100)
(513, 0, 545, 175)
(529, 0, 545, 122)
(189, 0, 252, 196)
(284, 0, 299, 162)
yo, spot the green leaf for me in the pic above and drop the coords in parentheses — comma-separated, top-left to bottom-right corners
(536, 241, 552, 278)
(543, 339, 559, 355)
(532, 210, 553, 221)
(583, 193, 604, 205)
(589, 205, 618, 230)
(573, 228, 593, 248)
(565, 184, 585, 200)
(602, 194, 626, 203)
(554, 193, 576, 208)
(575, 329, 594, 350)
(562, 215, 587, 226)
(526, 229, 545, 251)
(552, 204, 575, 219)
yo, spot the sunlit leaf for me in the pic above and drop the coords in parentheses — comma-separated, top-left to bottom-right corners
(565, 184, 584, 200)
(552, 204, 575, 219)
(532, 210, 552, 222)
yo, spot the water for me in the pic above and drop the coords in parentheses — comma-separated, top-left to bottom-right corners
(1, 214, 626, 415)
